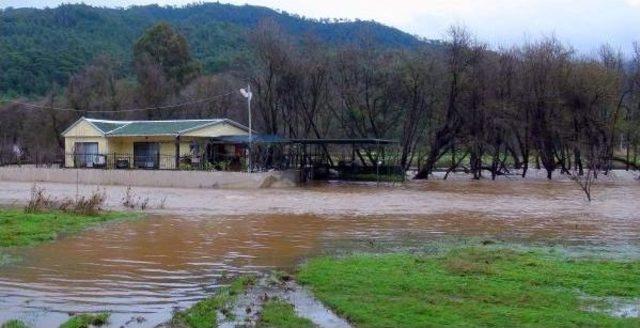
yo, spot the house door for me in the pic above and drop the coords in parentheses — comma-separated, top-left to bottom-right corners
(133, 142, 159, 169)
(74, 142, 99, 168)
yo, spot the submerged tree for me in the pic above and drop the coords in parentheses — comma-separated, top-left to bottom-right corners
(414, 27, 483, 179)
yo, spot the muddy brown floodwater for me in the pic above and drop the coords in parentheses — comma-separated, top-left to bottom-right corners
(0, 178, 639, 327)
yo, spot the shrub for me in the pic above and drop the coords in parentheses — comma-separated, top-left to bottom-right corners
(121, 186, 150, 210)
(24, 184, 53, 213)
(23, 184, 106, 216)
(71, 190, 106, 216)
(122, 186, 135, 209)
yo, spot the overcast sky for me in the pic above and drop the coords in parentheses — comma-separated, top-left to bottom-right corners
(3, 0, 640, 54)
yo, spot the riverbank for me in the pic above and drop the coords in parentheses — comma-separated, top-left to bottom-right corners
(0, 209, 135, 248)
(297, 246, 640, 327)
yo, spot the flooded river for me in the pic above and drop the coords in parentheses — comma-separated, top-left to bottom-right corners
(0, 178, 638, 327)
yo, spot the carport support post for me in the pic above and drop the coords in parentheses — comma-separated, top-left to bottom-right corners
(175, 135, 180, 170)
(351, 143, 355, 167)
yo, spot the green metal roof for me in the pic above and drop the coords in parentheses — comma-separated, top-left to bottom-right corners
(107, 120, 223, 136)
(91, 121, 128, 133)
(83, 118, 232, 136)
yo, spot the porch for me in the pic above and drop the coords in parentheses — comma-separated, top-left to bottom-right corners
(67, 136, 248, 171)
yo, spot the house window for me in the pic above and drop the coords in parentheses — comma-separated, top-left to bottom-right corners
(74, 142, 99, 168)
(134, 142, 159, 169)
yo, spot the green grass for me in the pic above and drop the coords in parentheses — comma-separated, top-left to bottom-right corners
(0, 209, 134, 248)
(170, 275, 256, 328)
(257, 299, 316, 328)
(0, 320, 29, 328)
(59, 313, 109, 328)
(298, 247, 640, 328)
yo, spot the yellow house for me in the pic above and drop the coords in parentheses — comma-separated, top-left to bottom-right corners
(62, 117, 250, 170)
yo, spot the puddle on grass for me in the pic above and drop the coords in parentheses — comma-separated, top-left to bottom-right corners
(0, 180, 639, 327)
(612, 302, 640, 318)
(584, 297, 640, 318)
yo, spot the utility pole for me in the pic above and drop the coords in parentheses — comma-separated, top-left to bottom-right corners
(240, 84, 253, 173)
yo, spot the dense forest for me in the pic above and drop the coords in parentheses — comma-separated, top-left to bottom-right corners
(0, 3, 429, 96)
(0, 3, 639, 182)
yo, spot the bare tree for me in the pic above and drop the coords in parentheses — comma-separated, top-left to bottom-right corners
(415, 26, 482, 179)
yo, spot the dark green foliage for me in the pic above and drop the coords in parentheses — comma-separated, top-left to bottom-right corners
(0, 3, 427, 96)
(133, 22, 200, 86)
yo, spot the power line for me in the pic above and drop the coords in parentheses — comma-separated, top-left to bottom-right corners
(4, 90, 238, 113)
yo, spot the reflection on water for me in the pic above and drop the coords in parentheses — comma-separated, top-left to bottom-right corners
(0, 180, 638, 327)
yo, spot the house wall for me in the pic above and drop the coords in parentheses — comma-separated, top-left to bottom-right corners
(63, 120, 104, 138)
(63, 120, 109, 167)
(64, 137, 109, 167)
(107, 136, 196, 169)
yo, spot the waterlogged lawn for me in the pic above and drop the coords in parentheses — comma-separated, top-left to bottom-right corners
(170, 275, 255, 328)
(258, 299, 315, 328)
(0, 320, 29, 328)
(0, 209, 133, 248)
(59, 313, 109, 328)
(298, 247, 640, 328)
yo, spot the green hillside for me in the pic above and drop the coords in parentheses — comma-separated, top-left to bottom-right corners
(0, 3, 433, 96)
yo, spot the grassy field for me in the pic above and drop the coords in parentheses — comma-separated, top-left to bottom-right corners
(0, 320, 29, 328)
(1, 313, 110, 328)
(0, 209, 133, 248)
(59, 313, 109, 328)
(257, 299, 315, 328)
(169, 275, 255, 328)
(298, 247, 640, 328)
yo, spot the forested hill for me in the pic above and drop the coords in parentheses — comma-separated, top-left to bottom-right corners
(0, 3, 432, 96)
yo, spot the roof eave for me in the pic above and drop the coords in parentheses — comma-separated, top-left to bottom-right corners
(105, 133, 180, 138)
(176, 120, 223, 134)
(177, 119, 253, 135)
(61, 117, 107, 137)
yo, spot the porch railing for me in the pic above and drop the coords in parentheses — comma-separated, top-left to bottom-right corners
(64, 153, 254, 171)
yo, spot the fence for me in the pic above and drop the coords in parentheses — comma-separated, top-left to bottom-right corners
(0, 146, 404, 182)
(65, 152, 250, 171)
(0, 149, 63, 168)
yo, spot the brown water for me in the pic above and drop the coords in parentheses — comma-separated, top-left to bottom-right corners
(0, 179, 639, 327)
